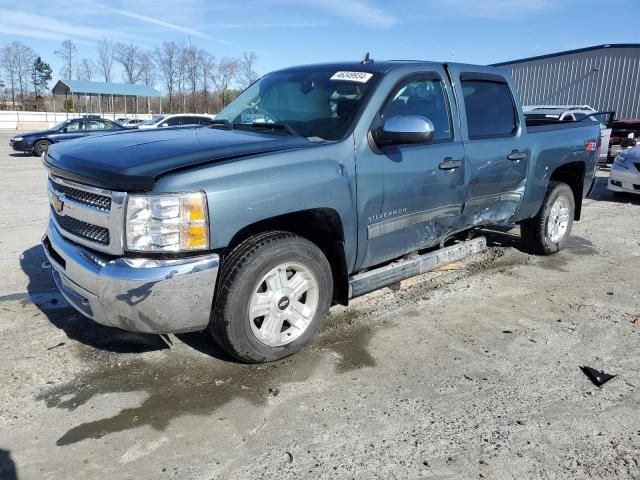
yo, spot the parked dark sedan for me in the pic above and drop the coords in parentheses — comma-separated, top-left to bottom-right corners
(10, 117, 125, 156)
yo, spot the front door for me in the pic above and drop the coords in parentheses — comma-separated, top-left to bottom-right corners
(357, 70, 467, 269)
(57, 119, 87, 142)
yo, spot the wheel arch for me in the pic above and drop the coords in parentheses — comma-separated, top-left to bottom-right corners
(549, 161, 585, 220)
(225, 208, 350, 306)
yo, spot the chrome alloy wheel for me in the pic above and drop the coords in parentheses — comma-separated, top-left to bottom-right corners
(547, 196, 570, 243)
(249, 262, 320, 347)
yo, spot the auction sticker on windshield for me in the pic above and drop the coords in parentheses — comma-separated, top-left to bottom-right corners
(330, 71, 373, 83)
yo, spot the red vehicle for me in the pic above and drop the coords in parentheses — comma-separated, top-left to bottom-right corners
(608, 119, 640, 162)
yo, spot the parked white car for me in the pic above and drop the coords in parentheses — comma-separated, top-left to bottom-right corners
(120, 119, 146, 127)
(608, 145, 640, 195)
(137, 114, 215, 129)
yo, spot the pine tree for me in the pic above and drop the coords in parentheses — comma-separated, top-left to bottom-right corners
(31, 56, 52, 109)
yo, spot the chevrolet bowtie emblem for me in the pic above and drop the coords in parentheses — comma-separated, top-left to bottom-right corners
(52, 194, 64, 215)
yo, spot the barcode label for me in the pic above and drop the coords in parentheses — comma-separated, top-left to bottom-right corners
(330, 71, 373, 83)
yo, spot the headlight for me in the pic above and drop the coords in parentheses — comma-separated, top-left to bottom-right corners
(12, 136, 23, 141)
(613, 155, 628, 169)
(125, 192, 209, 252)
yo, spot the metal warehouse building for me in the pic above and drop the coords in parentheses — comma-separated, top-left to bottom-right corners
(492, 44, 640, 119)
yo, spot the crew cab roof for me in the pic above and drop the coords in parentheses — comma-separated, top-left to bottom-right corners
(271, 60, 510, 76)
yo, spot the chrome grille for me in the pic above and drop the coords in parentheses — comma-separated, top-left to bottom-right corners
(50, 178, 111, 211)
(47, 175, 127, 255)
(52, 210, 110, 245)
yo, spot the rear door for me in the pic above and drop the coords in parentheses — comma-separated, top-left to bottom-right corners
(85, 119, 115, 136)
(447, 67, 528, 226)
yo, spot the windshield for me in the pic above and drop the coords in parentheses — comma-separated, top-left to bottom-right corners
(52, 120, 70, 131)
(140, 115, 164, 126)
(215, 68, 378, 140)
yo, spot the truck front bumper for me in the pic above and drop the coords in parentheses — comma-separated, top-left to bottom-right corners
(42, 220, 220, 334)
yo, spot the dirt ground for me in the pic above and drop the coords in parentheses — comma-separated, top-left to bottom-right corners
(0, 131, 639, 480)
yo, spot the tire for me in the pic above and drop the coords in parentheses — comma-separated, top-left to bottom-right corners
(33, 140, 51, 157)
(520, 181, 575, 255)
(210, 231, 333, 363)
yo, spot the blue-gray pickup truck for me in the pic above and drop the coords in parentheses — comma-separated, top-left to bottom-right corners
(41, 60, 600, 362)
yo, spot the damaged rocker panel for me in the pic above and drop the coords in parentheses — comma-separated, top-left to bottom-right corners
(463, 192, 523, 211)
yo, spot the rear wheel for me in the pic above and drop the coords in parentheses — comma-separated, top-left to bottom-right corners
(33, 140, 51, 157)
(521, 181, 575, 255)
(210, 231, 333, 363)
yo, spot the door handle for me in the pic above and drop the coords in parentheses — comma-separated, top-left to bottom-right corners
(439, 158, 462, 170)
(507, 150, 527, 161)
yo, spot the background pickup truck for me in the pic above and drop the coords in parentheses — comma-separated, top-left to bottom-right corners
(41, 60, 600, 363)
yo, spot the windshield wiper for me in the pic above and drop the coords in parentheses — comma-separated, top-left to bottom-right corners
(232, 122, 300, 137)
(210, 119, 233, 130)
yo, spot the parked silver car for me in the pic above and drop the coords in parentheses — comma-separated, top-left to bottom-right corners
(608, 145, 640, 195)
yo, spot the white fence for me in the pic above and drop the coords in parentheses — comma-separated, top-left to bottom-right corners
(0, 111, 154, 131)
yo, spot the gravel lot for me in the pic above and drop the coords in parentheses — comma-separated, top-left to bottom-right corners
(0, 131, 639, 480)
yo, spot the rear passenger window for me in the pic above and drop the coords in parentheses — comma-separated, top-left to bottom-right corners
(381, 77, 452, 142)
(166, 117, 182, 126)
(461, 80, 517, 139)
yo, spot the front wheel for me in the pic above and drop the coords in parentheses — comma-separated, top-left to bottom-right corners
(33, 140, 51, 157)
(520, 181, 575, 255)
(210, 231, 333, 363)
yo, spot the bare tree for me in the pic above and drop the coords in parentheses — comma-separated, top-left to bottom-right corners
(176, 44, 188, 113)
(78, 58, 95, 81)
(0, 77, 5, 109)
(1, 43, 19, 107)
(154, 41, 179, 112)
(96, 37, 115, 82)
(13, 42, 36, 103)
(200, 51, 216, 113)
(184, 45, 200, 112)
(239, 51, 259, 89)
(138, 51, 156, 113)
(139, 52, 156, 86)
(213, 57, 240, 108)
(54, 39, 77, 80)
(114, 42, 142, 84)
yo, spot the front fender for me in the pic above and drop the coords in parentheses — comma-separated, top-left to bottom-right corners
(153, 139, 359, 269)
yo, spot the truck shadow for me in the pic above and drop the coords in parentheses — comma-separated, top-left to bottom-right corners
(17, 244, 169, 354)
(0, 448, 18, 480)
(36, 316, 378, 447)
(0, 449, 17, 480)
(476, 224, 524, 251)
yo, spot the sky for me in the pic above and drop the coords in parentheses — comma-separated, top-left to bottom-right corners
(0, 0, 638, 89)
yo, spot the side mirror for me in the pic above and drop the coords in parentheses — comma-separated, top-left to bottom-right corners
(62, 127, 68, 133)
(374, 115, 434, 146)
(160, 123, 168, 128)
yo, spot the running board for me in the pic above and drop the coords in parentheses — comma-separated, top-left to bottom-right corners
(348, 237, 487, 299)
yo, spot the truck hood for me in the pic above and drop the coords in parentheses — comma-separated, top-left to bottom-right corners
(45, 127, 311, 191)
